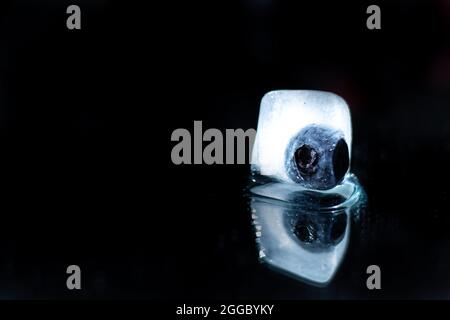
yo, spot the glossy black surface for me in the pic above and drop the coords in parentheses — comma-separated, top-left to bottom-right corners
(1, 0, 450, 299)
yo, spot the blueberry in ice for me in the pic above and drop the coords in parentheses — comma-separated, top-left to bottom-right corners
(285, 124, 349, 190)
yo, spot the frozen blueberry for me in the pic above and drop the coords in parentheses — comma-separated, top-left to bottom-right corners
(285, 125, 349, 190)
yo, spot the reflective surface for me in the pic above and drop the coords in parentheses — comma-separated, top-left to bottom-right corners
(2, 0, 450, 300)
(248, 175, 366, 286)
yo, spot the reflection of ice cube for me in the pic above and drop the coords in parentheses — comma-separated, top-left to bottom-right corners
(251, 90, 352, 183)
(250, 182, 352, 286)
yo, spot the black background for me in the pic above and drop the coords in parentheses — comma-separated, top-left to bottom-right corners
(1, 0, 450, 299)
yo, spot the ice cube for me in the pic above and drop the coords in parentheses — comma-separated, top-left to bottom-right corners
(251, 90, 352, 188)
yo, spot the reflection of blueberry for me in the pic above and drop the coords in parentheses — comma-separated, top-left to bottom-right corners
(330, 213, 347, 244)
(285, 125, 349, 190)
(293, 212, 347, 248)
(294, 222, 317, 243)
